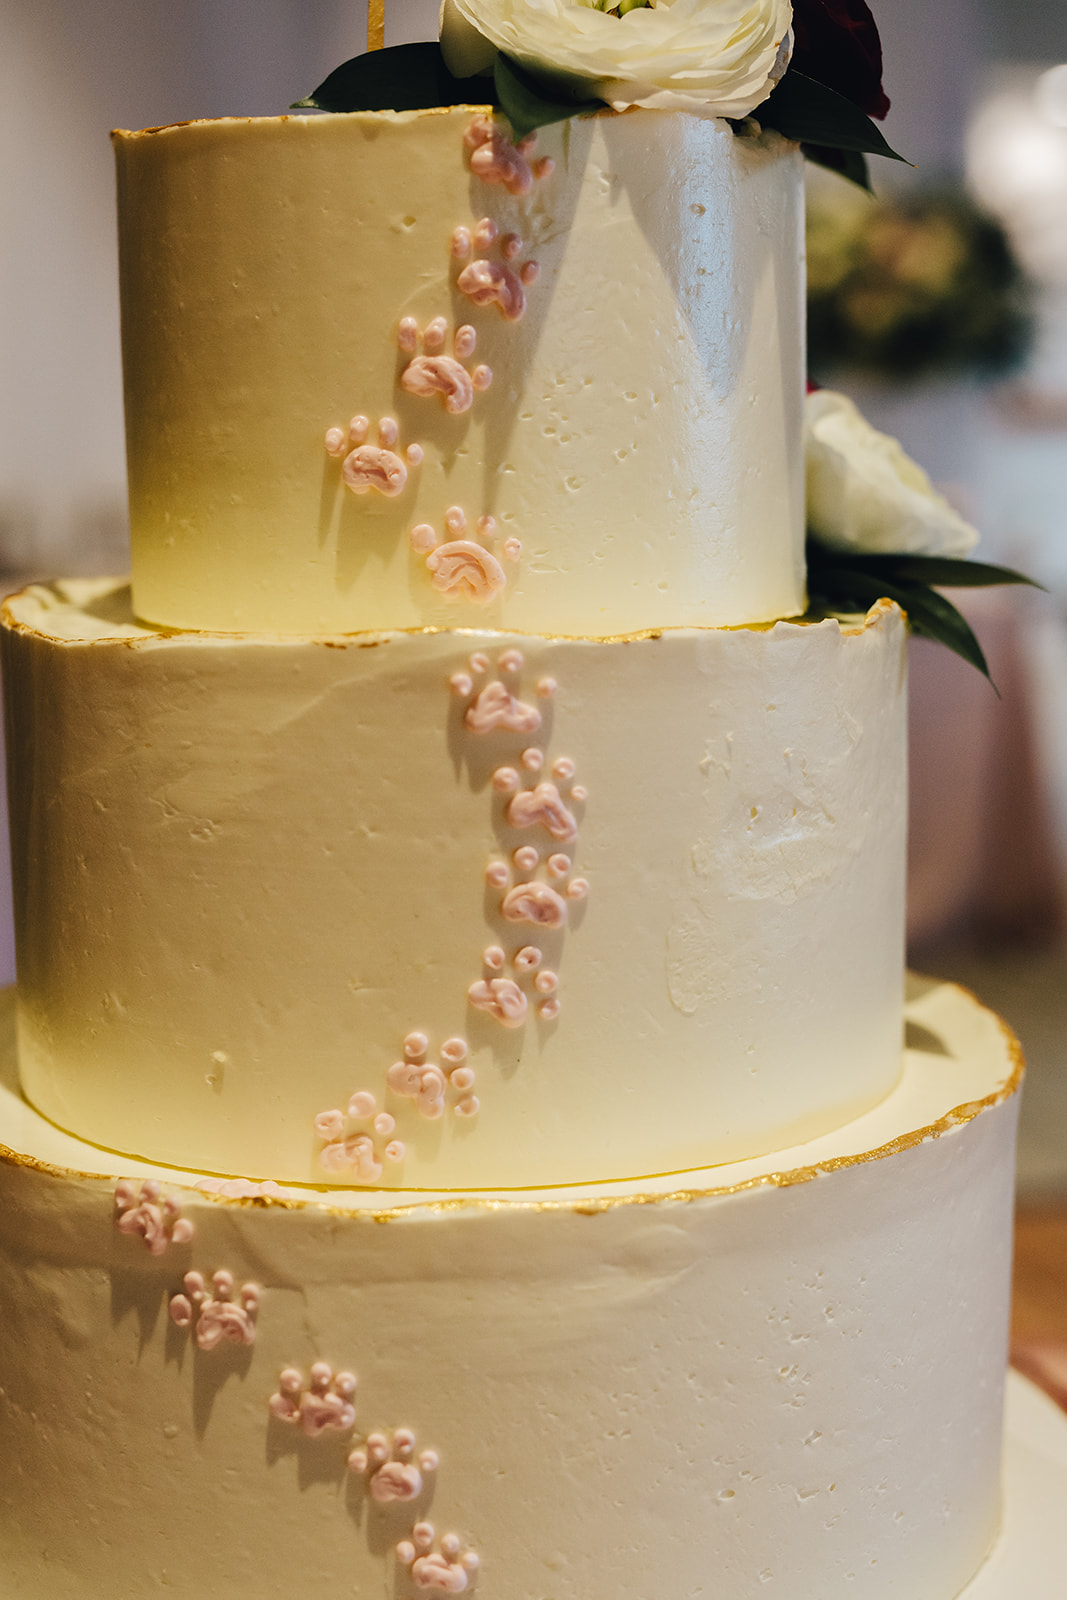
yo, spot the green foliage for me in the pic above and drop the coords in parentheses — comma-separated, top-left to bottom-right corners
(293, 41, 496, 114)
(806, 542, 1041, 683)
(806, 188, 1034, 382)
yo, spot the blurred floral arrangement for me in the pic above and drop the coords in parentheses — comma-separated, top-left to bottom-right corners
(807, 187, 1033, 382)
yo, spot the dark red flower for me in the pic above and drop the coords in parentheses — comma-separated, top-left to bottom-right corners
(789, 0, 890, 120)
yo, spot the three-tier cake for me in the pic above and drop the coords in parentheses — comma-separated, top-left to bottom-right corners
(0, 98, 1022, 1599)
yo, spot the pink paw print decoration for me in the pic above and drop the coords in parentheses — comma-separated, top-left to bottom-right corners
(464, 113, 554, 196)
(386, 1032, 479, 1120)
(325, 414, 423, 496)
(398, 318, 492, 415)
(313, 1091, 406, 1178)
(449, 652, 588, 1029)
(452, 218, 539, 324)
(269, 1363, 357, 1438)
(348, 1427, 439, 1503)
(397, 1523, 480, 1594)
(114, 1179, 194, 1255)
(410, 507, 520, 605)
(169, 1269, 259, 1350)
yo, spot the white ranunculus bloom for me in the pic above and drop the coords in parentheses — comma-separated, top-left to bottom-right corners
(805, 389, 979, 557)
(440, 0, 793, 119)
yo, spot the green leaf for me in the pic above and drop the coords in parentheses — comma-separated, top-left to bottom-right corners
(801, 142, 872, 194)
(755, 70, 908, 164)
(807, 564, 993, 681)
(823, 553, 1042, 591)
(492, 53, 605, 142)
(292, 42, 497, 114)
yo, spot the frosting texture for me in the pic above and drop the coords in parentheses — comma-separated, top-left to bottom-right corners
(113, 108, 805, 635)
(3, 581, 906, 1187)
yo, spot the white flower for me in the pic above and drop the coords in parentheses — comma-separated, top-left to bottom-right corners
(805, 389, 979, 558)
(440, 0, 793, 120)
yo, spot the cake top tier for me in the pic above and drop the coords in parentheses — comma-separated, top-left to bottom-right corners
(114, 107, 805, 636)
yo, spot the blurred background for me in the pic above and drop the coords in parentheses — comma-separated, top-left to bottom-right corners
(1, 1, 1066, 1332)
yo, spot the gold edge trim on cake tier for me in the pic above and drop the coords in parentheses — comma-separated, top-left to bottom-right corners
(111, 106, 500, 142)
(0, 584, 891, 649)
(0, 982, 1024, 1220)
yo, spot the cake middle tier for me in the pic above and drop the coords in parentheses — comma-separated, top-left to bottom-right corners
(2, 581, 906, 1188)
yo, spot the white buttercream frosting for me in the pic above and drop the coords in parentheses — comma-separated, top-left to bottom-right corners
(0, 977, 1020, 1599)
(3, 580, 907, 1188)
(113, 107, 805, 635)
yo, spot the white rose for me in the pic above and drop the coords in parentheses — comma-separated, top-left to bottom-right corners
(440, 0, 793, 120)
(805, 389, 979, 558)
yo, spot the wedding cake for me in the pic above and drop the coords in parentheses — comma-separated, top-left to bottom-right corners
(0, 11, 1023, 1598)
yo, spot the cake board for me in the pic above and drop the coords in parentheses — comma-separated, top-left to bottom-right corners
(962, 1371, 1067, 1596)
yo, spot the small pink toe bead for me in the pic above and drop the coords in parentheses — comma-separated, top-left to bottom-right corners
(472, 364, 493, 390)
(348, 1091, 376, 1118)
(462, 1552, 481, 1573)
(534, 157, 555, 178)
(420, 1449, 440, 1472)
(397, 1540, 416, 1564)
(442, 1534, 462, 1558)
(492, 766, 519, 793)
(411, 523, 438, 554)
(521, 748, 543, 771)
(397, 316, 419, 352)
(474, 217, 497, 248)
(513, 845, 539, 870)
(315, 1109, 345, 1141)
(477, 515, 498, 539)
(547, 853, 571, 878)
(384, 1140, 406, 1163)
(454, 325, 477, 358)
(485, 860, 509, 887)
(534, 969, 558, 995)
(451, 227, 472, 259)
(349, 415, 369, 442)
(455, 1094, 480, 1117)
(552, 757, 576, 780)
(449, 671, 473, 696)
(498, 648, 523, 672)
(441, 1037, 469, 1064)
(567, 878, 590, 900)
(413, 1522, 435, 1548)
(379, 417, 399, 447)
(425, 317, 447, 350)
(514, 945, 542, 971)
(571, 784, 588, 802)
(348, 1447, 368, 1473)
(374, 1112, 396, 1136)
(520, 260, 540, 285)
(469, 651, 490, 674)
(404, 1031, 429, 1059)
(406, 442, 424, 466)
(503, 537, 522, 561)
(483, 944, 506, 969)
(450, 1066, 476, 1091)
(501, 233, 522, 261)
(445, 505, 466, 533)
(537, 677, 557, 697)
(325, 426, 346, 456)
(539, 997, 561, 1020)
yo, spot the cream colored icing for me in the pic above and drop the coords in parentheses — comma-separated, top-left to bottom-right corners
(113, 108, 805, 636)
(2, 580, 906, 1188)
(0, 977, 1020, 1598)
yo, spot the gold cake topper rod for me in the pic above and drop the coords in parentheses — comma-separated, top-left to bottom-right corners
(368, 0, 385, 51)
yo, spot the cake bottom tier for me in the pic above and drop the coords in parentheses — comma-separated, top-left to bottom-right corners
(0, 977, 1020, 1600)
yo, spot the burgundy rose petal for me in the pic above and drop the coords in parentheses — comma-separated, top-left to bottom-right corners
(790, 0, 890, 120)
